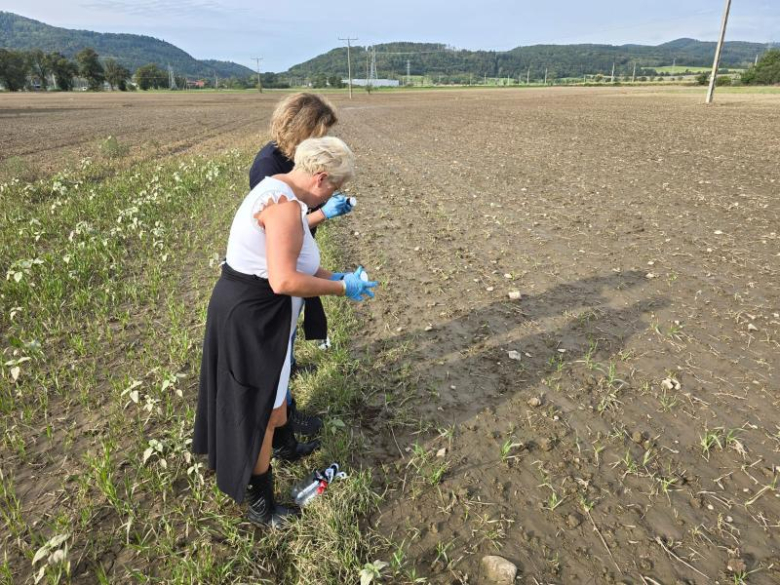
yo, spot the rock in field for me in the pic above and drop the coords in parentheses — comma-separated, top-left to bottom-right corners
(727, 557, 747, 574)
(481, 555, 517, 584)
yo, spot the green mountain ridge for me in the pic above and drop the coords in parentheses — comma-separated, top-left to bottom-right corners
(287, 39, 773, 80)
(2, 11, 774, 82)
(0, 12, 253, 78)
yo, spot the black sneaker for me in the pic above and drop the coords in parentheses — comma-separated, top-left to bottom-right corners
(290, 362, 319, 379)
(245, 467, 299, 528)
(272, 421, 320, 462)
(288, 398, 323, 437)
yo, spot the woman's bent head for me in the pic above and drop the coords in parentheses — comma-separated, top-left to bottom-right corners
(271, 93, 338, 160)
(294, 136, 355, 189)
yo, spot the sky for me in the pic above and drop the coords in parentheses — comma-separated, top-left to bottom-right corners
(4, 0, 779, 72)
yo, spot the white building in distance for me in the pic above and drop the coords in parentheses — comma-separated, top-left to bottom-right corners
(344, 78, 400, 87)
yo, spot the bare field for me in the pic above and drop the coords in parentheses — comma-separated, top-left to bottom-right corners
(2, 87, 779, 584)
(335, 88, 780, 584)
(0, 91, 283, 174)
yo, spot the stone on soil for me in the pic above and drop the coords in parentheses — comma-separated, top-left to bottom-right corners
(481, 555, 517, 584)
(727, 558, 747, 573)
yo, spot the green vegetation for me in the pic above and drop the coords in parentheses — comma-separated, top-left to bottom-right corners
(104, 58, 131, 90)
(0, 47, 27, 90)
(741, 49, 780, 85)
(655, 65, 712, 73)
(0, 144, 389, 582)
(76, 47, 104, 90)
(134, 62, 167, 90)
(288, 39, 771, 84)
(0, 11, 253, 78)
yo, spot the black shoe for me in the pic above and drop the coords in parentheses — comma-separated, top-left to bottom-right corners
(288, 398, 323, 437)
(273, 421, 320, 462)
(245, 466, 298, 528)
(290, 362, 319, 379)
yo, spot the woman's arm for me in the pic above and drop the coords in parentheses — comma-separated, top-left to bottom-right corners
(307, 209, 328, 229)
(314, 266, 335, 280)
(263, 200, 345, 298)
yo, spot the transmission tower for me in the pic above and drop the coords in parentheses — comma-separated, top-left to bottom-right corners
(253, 57, 263, 92)
(368, 47, 378, 87)
(168, 64, 177, 90)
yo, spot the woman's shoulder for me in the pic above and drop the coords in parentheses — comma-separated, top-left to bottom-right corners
(247, 178, 304, 218)
(249, 142, 294, 188)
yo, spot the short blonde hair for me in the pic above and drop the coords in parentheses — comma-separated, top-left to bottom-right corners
(270, 93, 338, 160)
(294, 137, 355, 187)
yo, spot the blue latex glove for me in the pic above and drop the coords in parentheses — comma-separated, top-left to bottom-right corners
(329, 272, 346, 281)
(342, 266, 377, 301)
(321, 193, 354, 220)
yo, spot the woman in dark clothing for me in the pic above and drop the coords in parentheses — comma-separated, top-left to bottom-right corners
(194, 137, 377, 526)
(249, 93, 354, 438)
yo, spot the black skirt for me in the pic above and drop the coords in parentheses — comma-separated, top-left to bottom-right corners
(193, 264, 292, 503)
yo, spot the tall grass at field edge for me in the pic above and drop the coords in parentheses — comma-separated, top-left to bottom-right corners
(0, 149, 386, 584)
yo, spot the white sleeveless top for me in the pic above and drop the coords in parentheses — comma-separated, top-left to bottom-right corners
(225, 177, 320, 279)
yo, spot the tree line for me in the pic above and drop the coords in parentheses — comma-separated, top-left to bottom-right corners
(0, 46, 275, 91)
(3, 45, 778, 92)
(288, 41, 780, 85)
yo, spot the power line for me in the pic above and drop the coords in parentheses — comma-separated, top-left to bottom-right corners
(167, 64, 177, 90)
(368, 46, 378, 87)
(338, 36, 358, 98)
(252, 57, 263, 92)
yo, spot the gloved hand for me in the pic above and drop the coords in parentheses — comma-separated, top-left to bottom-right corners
(321, 193, 354, 220)
(342, 266, 377, 301)
(329, 272, 346, 281)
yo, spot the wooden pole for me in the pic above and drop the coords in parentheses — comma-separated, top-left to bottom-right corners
(706, 0, 732, 104)
(339, 36, 357, 99)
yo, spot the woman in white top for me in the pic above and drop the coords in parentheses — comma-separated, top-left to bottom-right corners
(193, 137, 377, 527)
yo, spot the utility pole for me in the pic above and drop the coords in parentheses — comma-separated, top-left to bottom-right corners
(544, 67, 548, 85)
(168, 64, 177, 90)
(406, 59, 411, 86)
(338, 36, 358, 99)
(706, 0, 732, 104)
(253, 57, 263, 92)
(215, 73, 218, 90)
(632, 62, 637, 83)
(526, 67, 530, 84)
(610, 62, 615, 83)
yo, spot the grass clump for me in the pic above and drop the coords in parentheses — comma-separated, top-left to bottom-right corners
(99, 135, 130, 159)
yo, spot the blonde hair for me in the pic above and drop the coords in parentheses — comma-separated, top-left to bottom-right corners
(270, 93, 338, 160)
(294, 137, 355, 187)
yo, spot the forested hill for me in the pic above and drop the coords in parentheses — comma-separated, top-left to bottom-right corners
(287, 39, 771, 79)
(0, 12, 253, 78)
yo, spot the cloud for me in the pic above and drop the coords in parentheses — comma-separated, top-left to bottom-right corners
(80, 0, 224, 19)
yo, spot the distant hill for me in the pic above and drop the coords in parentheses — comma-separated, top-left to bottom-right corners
(0, 12, 254, 78)
(287, 39, 773, 80)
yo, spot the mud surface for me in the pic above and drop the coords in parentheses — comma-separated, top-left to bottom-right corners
(334, 88, 780, 584)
